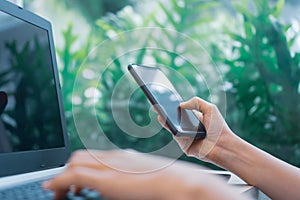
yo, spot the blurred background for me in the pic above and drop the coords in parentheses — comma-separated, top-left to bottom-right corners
(13, 0, 300, 168)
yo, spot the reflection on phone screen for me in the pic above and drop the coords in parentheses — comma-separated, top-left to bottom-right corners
(148, 84, 199, 132)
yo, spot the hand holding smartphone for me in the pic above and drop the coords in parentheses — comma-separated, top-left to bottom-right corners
(128, 64, 206, 139)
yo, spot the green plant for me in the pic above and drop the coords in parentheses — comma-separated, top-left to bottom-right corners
(55, 0, 215, 154)
(57, 0, 300, 167)
(58, 0, 135, 25)
(90, 0, 223, 167)
(57, 23, 94, 150)
(94, 5, 173, 152)
(219, 0, 300, 166)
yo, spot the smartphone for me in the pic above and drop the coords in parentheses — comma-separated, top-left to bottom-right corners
(128, 64, 206, 139)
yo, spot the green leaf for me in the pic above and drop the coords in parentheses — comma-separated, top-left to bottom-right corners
(170, 0, 182, 14)
(253, 0, 270, 14)
(136, 46, 146, 64)
(184, 17, 212, 30)
(227, 32, 250, 46)
(63, 23, 78, 50)
(282, 24, 292, 35)
(272, 0, 285, 18)
(189, 0, 219, 11)
(243, 20, 255, 39)
(288, 35, 297, 48)
(158, 2, 178, 28)
(233, 0, 253, 19)
(143, 8, 159, 26)
(96, 19, 115, 32)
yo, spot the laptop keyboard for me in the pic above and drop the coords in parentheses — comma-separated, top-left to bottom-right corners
(0, 180, 105, 200)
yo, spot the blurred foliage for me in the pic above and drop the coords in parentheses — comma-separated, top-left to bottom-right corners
(94, 0, 220, 166)
(57, 24, 95, 150)
(23, 0, 134, 23)
(58, 0, 135, 25)
(215, 0, 300, 166)
(56, 0, 300, 167)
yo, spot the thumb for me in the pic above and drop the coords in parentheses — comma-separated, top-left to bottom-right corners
(180, 97, 212, 114)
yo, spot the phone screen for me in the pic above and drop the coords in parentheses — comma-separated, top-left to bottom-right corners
(128, 64, 206, 138)
(147, 83, 200, 131)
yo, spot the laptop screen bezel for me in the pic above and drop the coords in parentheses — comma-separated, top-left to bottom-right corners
(0, 0, 70, 177)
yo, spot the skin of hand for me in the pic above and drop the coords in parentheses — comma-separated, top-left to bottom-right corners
(157, 96, 232, 162)
(43, 150, 250, 200)
(159, 97, 300, 200)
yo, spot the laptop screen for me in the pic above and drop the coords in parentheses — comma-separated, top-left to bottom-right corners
(0, 7, 65, 152)
(0, 1, 69, 177)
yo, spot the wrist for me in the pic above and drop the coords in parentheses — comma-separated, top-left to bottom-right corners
(205, 129, 243, 169)
(205, 130, 260, 186)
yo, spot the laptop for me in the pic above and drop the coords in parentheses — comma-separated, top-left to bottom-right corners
(0, 0, 72, 198)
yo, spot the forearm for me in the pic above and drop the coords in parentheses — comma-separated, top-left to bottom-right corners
(162, 166, 251, 200)
(208, 131, 300, 200)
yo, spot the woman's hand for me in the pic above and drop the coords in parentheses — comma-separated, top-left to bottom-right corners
(43, 149, 247, 200)
(157, 97, 234, 162)
(159, 97, 300, 200)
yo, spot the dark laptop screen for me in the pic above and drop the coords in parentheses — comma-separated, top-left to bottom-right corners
(0, 8, 65, 153)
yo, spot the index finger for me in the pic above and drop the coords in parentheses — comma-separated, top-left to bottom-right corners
(43, 167, 112, 200)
